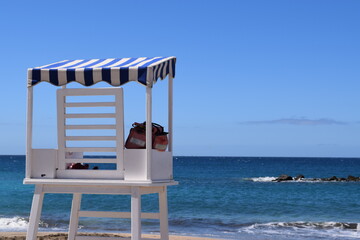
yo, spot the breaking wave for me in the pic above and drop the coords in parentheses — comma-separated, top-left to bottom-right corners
(244, 176, 360, 182)
(0, 217, 68, 232)
(0, 217, 29, 232)
(245, 176, 277, 182)
(240, 221, 360, 239)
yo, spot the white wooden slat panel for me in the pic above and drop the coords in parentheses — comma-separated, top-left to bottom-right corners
(66, 125, 116, 130)
(64, 158, 118, 164)
(56, 87, 124, 179)
(65, 147, 116, 152)
(79, 211, 159, 219)
(65, 102, 116, 107)
(61, 88, 121, 96)
(65, 113, 116, 118)
(76, 237, 129, 240)
(65, 136, 117, 141)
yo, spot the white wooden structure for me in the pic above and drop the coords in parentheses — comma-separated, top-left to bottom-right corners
(24, 57, 177, 240)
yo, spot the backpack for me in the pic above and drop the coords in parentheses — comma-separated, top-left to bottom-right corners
(125, 122, 168, 151)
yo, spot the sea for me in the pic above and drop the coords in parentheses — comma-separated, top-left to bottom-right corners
(1, 155, 360, 240)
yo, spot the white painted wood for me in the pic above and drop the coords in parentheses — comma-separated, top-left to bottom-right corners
(139, 187, 166, 195)
(68, 193, 82, 240)
(159, 186, 169, 240)
(115, 88, 124, 172)
(65, 136, 117, 141)
(124, 150, 146, 181)
(25, 184, 176, 240)
(168, 75, 173, 152)
(65, 113, 116, 118)
(76, 237, 129, 240)
(131, 187, 142, 240)
(57, 90, 66, 172)
(57, 88, 124, 179)
(65, 147, 116, 152)
(42, 185, 132, 194)
(26, 185, 44, 240)
(26, 82, 176, 240)
(124, 150, 172, 181)
(64, 158, 117, 164)
(60, 88, 119, 96)
(65, 102, 116, 107)
(31, 149, 57, 179)
(57, 170, 124, 180)
(26, 87, 33, 179)
(79, 211, 159, 219)
(24, 178, 178, 187)
(146, 87, 152, 181)
(65, 124, 116, 130)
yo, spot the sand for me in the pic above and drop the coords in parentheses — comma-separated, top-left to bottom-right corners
(0, 232, 221, 240)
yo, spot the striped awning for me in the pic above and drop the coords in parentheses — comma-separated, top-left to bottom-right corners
(28, 57, 176, 87)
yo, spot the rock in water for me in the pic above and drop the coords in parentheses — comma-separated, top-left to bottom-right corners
(329, 176, 338, 181)
(276, 174, 293, 182)
(294, 174, 305, 180)
(347, 175, 359, 181)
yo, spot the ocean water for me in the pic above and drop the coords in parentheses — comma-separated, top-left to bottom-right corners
(1, 155, 360, 239)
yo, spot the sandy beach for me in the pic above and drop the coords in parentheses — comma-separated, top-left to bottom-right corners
(0, 232, 221, 240)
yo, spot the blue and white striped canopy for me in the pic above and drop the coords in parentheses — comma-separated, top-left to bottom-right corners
(28, 57, 176, 87)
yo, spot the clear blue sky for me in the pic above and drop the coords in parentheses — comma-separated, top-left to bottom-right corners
(0, 0, 359, 157)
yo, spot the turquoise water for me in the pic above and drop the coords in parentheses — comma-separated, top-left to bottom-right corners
(1, 155, 360, 239)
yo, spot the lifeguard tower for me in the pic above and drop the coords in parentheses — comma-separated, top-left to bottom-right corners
(24, 57, 178, 240)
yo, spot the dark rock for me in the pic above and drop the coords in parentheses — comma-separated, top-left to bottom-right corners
(347, 175, 359, 181)
(272, 174, 360, 182)
(329, 176, 338, 181)
(294, 174, 305, 180)
(276, 174, 293, 182)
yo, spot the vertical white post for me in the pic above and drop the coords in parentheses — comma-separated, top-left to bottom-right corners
(57, 90, 66, 171)
(115, 88, 125, 172)
(68, 193, 82, 240)
(26, 185, 44, 240)
(159, 186, 169, 240)
(26, 87, 34, 179)
(146, 87, 152, 181)
(131, 187, 142, 240)
(168, 76, 173, 153)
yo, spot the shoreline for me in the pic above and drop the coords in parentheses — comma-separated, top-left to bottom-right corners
(0, 232, 222, 240)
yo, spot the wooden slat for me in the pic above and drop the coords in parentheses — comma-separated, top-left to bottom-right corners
(61, 88, 120, 96)
(65, 113, 116, 118)
(66, 125, 116, 130)
(65, 102, 116, 107)
(79, 211, 160, 219)
(64, 158, 118, 164)
(65, 136, 117, 141)
(76, 237, 129, 240)
(65, 147, 116, 152)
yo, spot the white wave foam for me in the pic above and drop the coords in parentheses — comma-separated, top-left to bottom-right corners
(0, 217, 28, 231)
(240, 221, 360, 239)
(245, 177, 277, 182)
(245, 177, 342, 183)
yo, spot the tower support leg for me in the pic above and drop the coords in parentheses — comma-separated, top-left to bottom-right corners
(159, 186, 169, 240)
(131, 187, 142, 240)
(68, 193, 82, 240)
(26, 185, 44, 240)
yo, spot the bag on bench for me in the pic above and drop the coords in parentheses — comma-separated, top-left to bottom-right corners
(125, 122, 168, 151)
